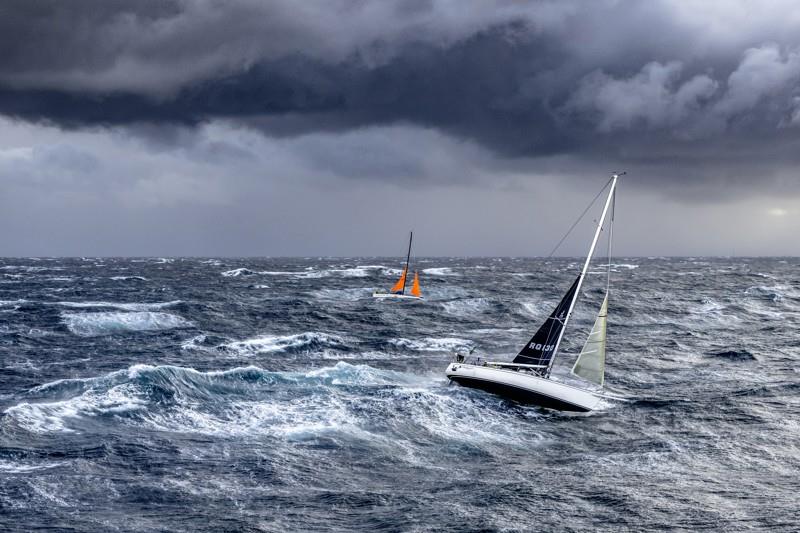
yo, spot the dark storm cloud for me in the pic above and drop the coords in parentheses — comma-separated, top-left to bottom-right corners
(2, 0, 800, 190)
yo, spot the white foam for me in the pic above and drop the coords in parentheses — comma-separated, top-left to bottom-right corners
(422, 267, 459, 276)
(745, 285, 797, 301)
(3, 362, 544, 456)
(354, 264, 390, 270)
(0, 299, 26, 306)
(57, 300, 181, 311)
(219, 332, 347, 355)
(221, 268, 260, 277)
(519, 300, 547, 317)
(222, 268, 330, 279)
(62, 311, 192, 336)
(327, 267, 370, 277)
(109, 276, 148, 281)
(389, 337, 474, 352)
(441, 298, 491, 316)
(180, 334, 208, 351)
(0, 459, 66, 473)
(4, 383, 147, 433)
(0, 265, 52, 272)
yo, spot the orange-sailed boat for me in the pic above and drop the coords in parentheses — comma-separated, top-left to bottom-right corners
(373, 232, 423, 300)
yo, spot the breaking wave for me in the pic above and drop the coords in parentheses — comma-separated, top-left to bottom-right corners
(182, 332, 350, 356)
(422, 267, 459, 276)
(3, 363, 422, 435)
(388, 337, 474, 352)
(61, 312, 192, 337)
(0, 459, 66, 473)
(2, 256, 798, 530)
(222, 268, 329, 279)
(221, 268, 263, 277)
(2, 362, 535, 452)
(57, 300, 182, 311)
(744, 285, 797, 302)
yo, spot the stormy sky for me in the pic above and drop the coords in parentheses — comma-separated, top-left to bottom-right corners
(1, 0, 799, 256)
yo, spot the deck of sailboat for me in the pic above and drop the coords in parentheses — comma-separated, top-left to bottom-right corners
(372, 291, 423, 300)
(445, 362, 600, 412)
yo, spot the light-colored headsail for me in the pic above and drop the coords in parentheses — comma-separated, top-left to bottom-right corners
(571, 295, 608, 386)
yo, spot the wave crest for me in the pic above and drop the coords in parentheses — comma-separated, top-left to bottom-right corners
(61, 311, 192, 336)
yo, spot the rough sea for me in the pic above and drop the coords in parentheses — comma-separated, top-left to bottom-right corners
(1, 257, 798, 532)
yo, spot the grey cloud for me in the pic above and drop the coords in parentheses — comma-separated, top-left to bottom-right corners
(713, 44, 800, 120)
(565, 61, 719, 132)
(2, 0, 800, 201)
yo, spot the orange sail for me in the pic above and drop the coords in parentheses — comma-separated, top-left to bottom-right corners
(410, 271, 421, 297)
(390, 268, 407, 293)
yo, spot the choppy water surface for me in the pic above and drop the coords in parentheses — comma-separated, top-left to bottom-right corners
(1, 257, 798, 531)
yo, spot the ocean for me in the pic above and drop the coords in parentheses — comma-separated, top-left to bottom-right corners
(1, 257, 798, 531)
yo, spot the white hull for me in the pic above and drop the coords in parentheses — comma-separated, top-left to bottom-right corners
(372, 291, 423, 300)
(445, 362, 601, 412)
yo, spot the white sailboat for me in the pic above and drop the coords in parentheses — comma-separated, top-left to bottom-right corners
(445, 173, 621, 412)
(373, 231, 423, 300)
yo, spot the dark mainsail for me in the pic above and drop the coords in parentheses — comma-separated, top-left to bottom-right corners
(513, 275, 581, 372)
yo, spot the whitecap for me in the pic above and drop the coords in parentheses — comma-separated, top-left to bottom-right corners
(354, 264, 390, 270)
(441, 298, 492, 316)
(222, 268, 329, 279)
(519, 300, 547, 317)
(221, 268, 259, 277)
(57, 300, 181, 311)
(0, 460, 66, 473)
(422, 267, 459, 276)
(4, 383, 148, 433)
(744, 285, 795, 302)
(61, 311, 192, 336)
(327, 267, 370, 277)
(180, 334, 208, 351)
(218, 332, 347, 355)
(389, 337, 474, 352)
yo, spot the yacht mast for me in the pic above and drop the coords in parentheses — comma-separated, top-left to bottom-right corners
(546, 173, 619, 377)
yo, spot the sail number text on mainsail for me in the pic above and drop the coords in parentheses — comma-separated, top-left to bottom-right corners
(528, 343, 556, 352)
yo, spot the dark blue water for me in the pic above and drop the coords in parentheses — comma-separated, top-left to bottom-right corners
(1, 257, 798, 531)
